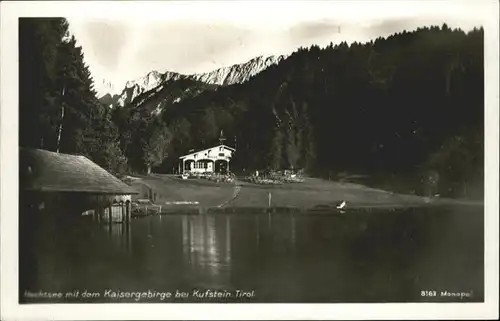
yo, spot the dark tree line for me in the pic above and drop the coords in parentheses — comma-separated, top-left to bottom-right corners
(20, 19, 484, 197)
(19, 18, 125, 175)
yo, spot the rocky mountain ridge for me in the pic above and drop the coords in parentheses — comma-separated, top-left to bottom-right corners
(99, 55, 287, 108)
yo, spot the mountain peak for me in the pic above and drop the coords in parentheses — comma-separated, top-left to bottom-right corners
(101, 54, 287, 107)
(96, 78, 121, 98)
(125, 70, 163, 89)
(188, 54, 287, 86)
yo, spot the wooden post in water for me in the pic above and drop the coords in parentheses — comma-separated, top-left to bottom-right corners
(97, 203, 102, 224)
(120, 201, 125, 223)
(108, 204, 113, 231)
(268, 192, 272, 208)
(93, 204, 99, 223)
(93, 195, 100, 223)
(125, 201, 131, 223)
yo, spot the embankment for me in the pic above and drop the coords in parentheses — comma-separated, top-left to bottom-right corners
(127, 175, 483, 216)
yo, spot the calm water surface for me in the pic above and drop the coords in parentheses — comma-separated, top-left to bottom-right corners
(21, 206, 484, 303)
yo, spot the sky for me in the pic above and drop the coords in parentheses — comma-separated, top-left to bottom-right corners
(65, 1, 488, 96)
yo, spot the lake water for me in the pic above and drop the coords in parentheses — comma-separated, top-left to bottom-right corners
(20, 206, 484, 303)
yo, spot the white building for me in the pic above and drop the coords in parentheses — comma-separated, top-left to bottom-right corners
(179, 144, 236, 174)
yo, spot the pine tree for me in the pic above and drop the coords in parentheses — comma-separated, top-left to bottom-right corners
(144, 120, 172, 174)
(19, 18, 69, 150)
(82, 105, 127, 175)
(56, 36, 91, 154)
(19, 18, 127, 174)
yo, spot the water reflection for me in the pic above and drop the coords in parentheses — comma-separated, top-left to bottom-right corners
(106, 223, 132, 253)
(20, 207, 484, 303)
(181, 215, 232, 289)
(176, 213, 300, 292)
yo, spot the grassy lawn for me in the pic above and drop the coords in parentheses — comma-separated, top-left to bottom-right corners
(128, 175, 484, 209)
(136, 174, 235, 208)
(127, 174, 482, 214)
(229, 177, 429, 209)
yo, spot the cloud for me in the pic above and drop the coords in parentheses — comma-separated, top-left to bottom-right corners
(365, 17, 484, 40)
(69, 19, 131, 75)
(288, 20, 342, 44)
(132, 21, 256, 74)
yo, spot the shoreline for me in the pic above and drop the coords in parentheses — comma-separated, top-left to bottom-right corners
(129, 200, 483, 218)
(127, 174, 483, 218)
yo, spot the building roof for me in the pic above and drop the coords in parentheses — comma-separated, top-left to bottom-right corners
(179, 144, 236, 159)
(20, 148, 138, 194)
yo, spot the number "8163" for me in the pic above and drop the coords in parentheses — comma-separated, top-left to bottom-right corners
(421, 290, 437, 297)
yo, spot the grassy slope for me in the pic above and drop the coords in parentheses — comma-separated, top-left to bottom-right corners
(138, 174, 234, 208)
(132, 175, 483, 211)
(230, 178, 427, 208)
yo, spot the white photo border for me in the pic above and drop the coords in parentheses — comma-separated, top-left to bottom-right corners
(1, 1, 498, 320)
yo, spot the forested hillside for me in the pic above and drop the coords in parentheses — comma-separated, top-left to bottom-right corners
(155, 24, 483, 197)
(19, 19, 484, 198)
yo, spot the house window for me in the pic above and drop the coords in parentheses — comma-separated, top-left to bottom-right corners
(219, 153, 224, 157)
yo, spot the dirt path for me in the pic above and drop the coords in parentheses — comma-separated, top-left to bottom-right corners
(217, 179, 242, 208)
